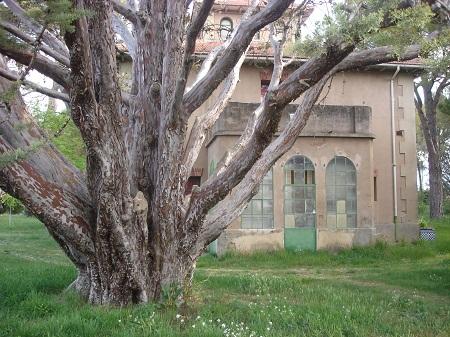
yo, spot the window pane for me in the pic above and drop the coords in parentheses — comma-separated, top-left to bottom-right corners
(306, 199, 315, 213)
(284, 186, 293, 199)
(294, 156, 304, 167)
(347, 171, 356, 185)
(294, 214, 306, 227)
(284, 156, 316, 228)
(254, 186, 262, 199)
(262, 217, 273, 229)
(295, 186, 305, 199)
(326, 186, 335, 200)
(347, 214, 357, 228)
(327, 215, 337, 227)
(241, 170, 273, 229)
(305, 186, 314, 199)
(241, 216, 252, 229)
(263, 200, 273, 215)
(285, 199, 293, 213)
(252, 200, 262, 215)
(306, 214, 315, 227)
(293, 199, 305, 213)
(294, 170, 304, 184)
(326, 156, 357, 229)
(305, 160, 314, 171)
(347, 200, 357, 213)
(336, 186, 346, 199)
(263, 184, 273, 199)
(327, 200, 336, 213)
(336, 171, 347, 185)
(326, 169, 335, 185)
(336, 156, 346, 170)
(347, 186, 357, 200)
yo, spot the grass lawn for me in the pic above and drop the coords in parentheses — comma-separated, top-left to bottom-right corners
(0, 215, 449, 337)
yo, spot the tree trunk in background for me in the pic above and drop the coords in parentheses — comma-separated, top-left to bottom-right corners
(428, 151, 444, 217)
(415, 80, 447, 219)
(417, 159, 424, 193)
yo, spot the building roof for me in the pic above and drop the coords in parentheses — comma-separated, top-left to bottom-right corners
(193, 41, 424, 68)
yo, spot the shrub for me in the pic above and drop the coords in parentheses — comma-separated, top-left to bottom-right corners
(444, 197, 450, 215)
(1, 193, 24, 214)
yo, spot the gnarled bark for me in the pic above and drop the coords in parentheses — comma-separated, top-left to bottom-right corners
(0, 0, 438, 305)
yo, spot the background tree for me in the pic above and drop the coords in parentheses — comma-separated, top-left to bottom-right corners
(0, 0, 447, 305)
(414, 37, 450, 218)
(438, 96, 450, 196)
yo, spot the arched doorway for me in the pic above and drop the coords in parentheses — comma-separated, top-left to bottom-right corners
(284, 155, 316, 251)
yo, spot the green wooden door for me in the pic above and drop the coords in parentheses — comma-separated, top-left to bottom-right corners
(284, 227, 316, 251)
(283, 155, 317, 251)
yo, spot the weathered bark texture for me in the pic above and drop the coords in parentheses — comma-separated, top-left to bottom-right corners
(0, 0, 439, 305)
(415, 76, 449, 218)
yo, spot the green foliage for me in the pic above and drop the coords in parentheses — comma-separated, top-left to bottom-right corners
(418, 216, 428, 228)
(444, 197, 450, 215)
(297, 0, 437, 58)
(0, 140, 45, 169)
(366, 4, 434, 55)
(17, 0, 87, 33)
(0, 193, 24, 213)
(0, 81, 21, 103)
(34, 108, 86, 170)
(161, 283, 183, 308)
(439, 96, 450, 116)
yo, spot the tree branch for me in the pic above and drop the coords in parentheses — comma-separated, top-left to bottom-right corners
(183, 43, 355, 241)
(112, 0, 139, 25)
(0, 18, 70, 67)
(0, 67, 69, 102)
(0, 44, 70, 88)
(182, 49, 247, 176)
(3, 0, 69, 58)
(182, 0, 295, 116)
(217, 20, 291, 176)
(196, 74, 331, 252)
(112, 14, 137, 59)
(0, 63, 94, 257)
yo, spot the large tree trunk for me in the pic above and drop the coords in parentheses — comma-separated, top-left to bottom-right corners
(0, 0, 437, 306)
(415, 79, 447, 219)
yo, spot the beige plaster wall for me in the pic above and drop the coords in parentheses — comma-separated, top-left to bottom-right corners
(203, 67, 418, 252)
(119, 55, 419, 252)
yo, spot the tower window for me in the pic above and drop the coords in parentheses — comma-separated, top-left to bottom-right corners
(220, 18, 233, 41)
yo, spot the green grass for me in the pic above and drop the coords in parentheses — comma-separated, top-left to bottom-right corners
(1, 214, 449, 337)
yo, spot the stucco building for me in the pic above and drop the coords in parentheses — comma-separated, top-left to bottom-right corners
(120, 0, 422, 253)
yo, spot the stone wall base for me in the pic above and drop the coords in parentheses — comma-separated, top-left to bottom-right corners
(212, 223, 419, 256)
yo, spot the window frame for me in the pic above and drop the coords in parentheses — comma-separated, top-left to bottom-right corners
(283, 155, 316, 229)
(326, 156, 357, 229)
(240, 169, 274, 230)
(219, 17, 233, 41)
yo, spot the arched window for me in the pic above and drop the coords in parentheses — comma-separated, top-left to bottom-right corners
(220, 18, 233, 41)
(241, 170, 273, 229)
(326, 156, 357, 228)
(284, 155, 316, 228)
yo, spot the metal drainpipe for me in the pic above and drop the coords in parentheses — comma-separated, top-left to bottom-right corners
(390, 66, 400, 241)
